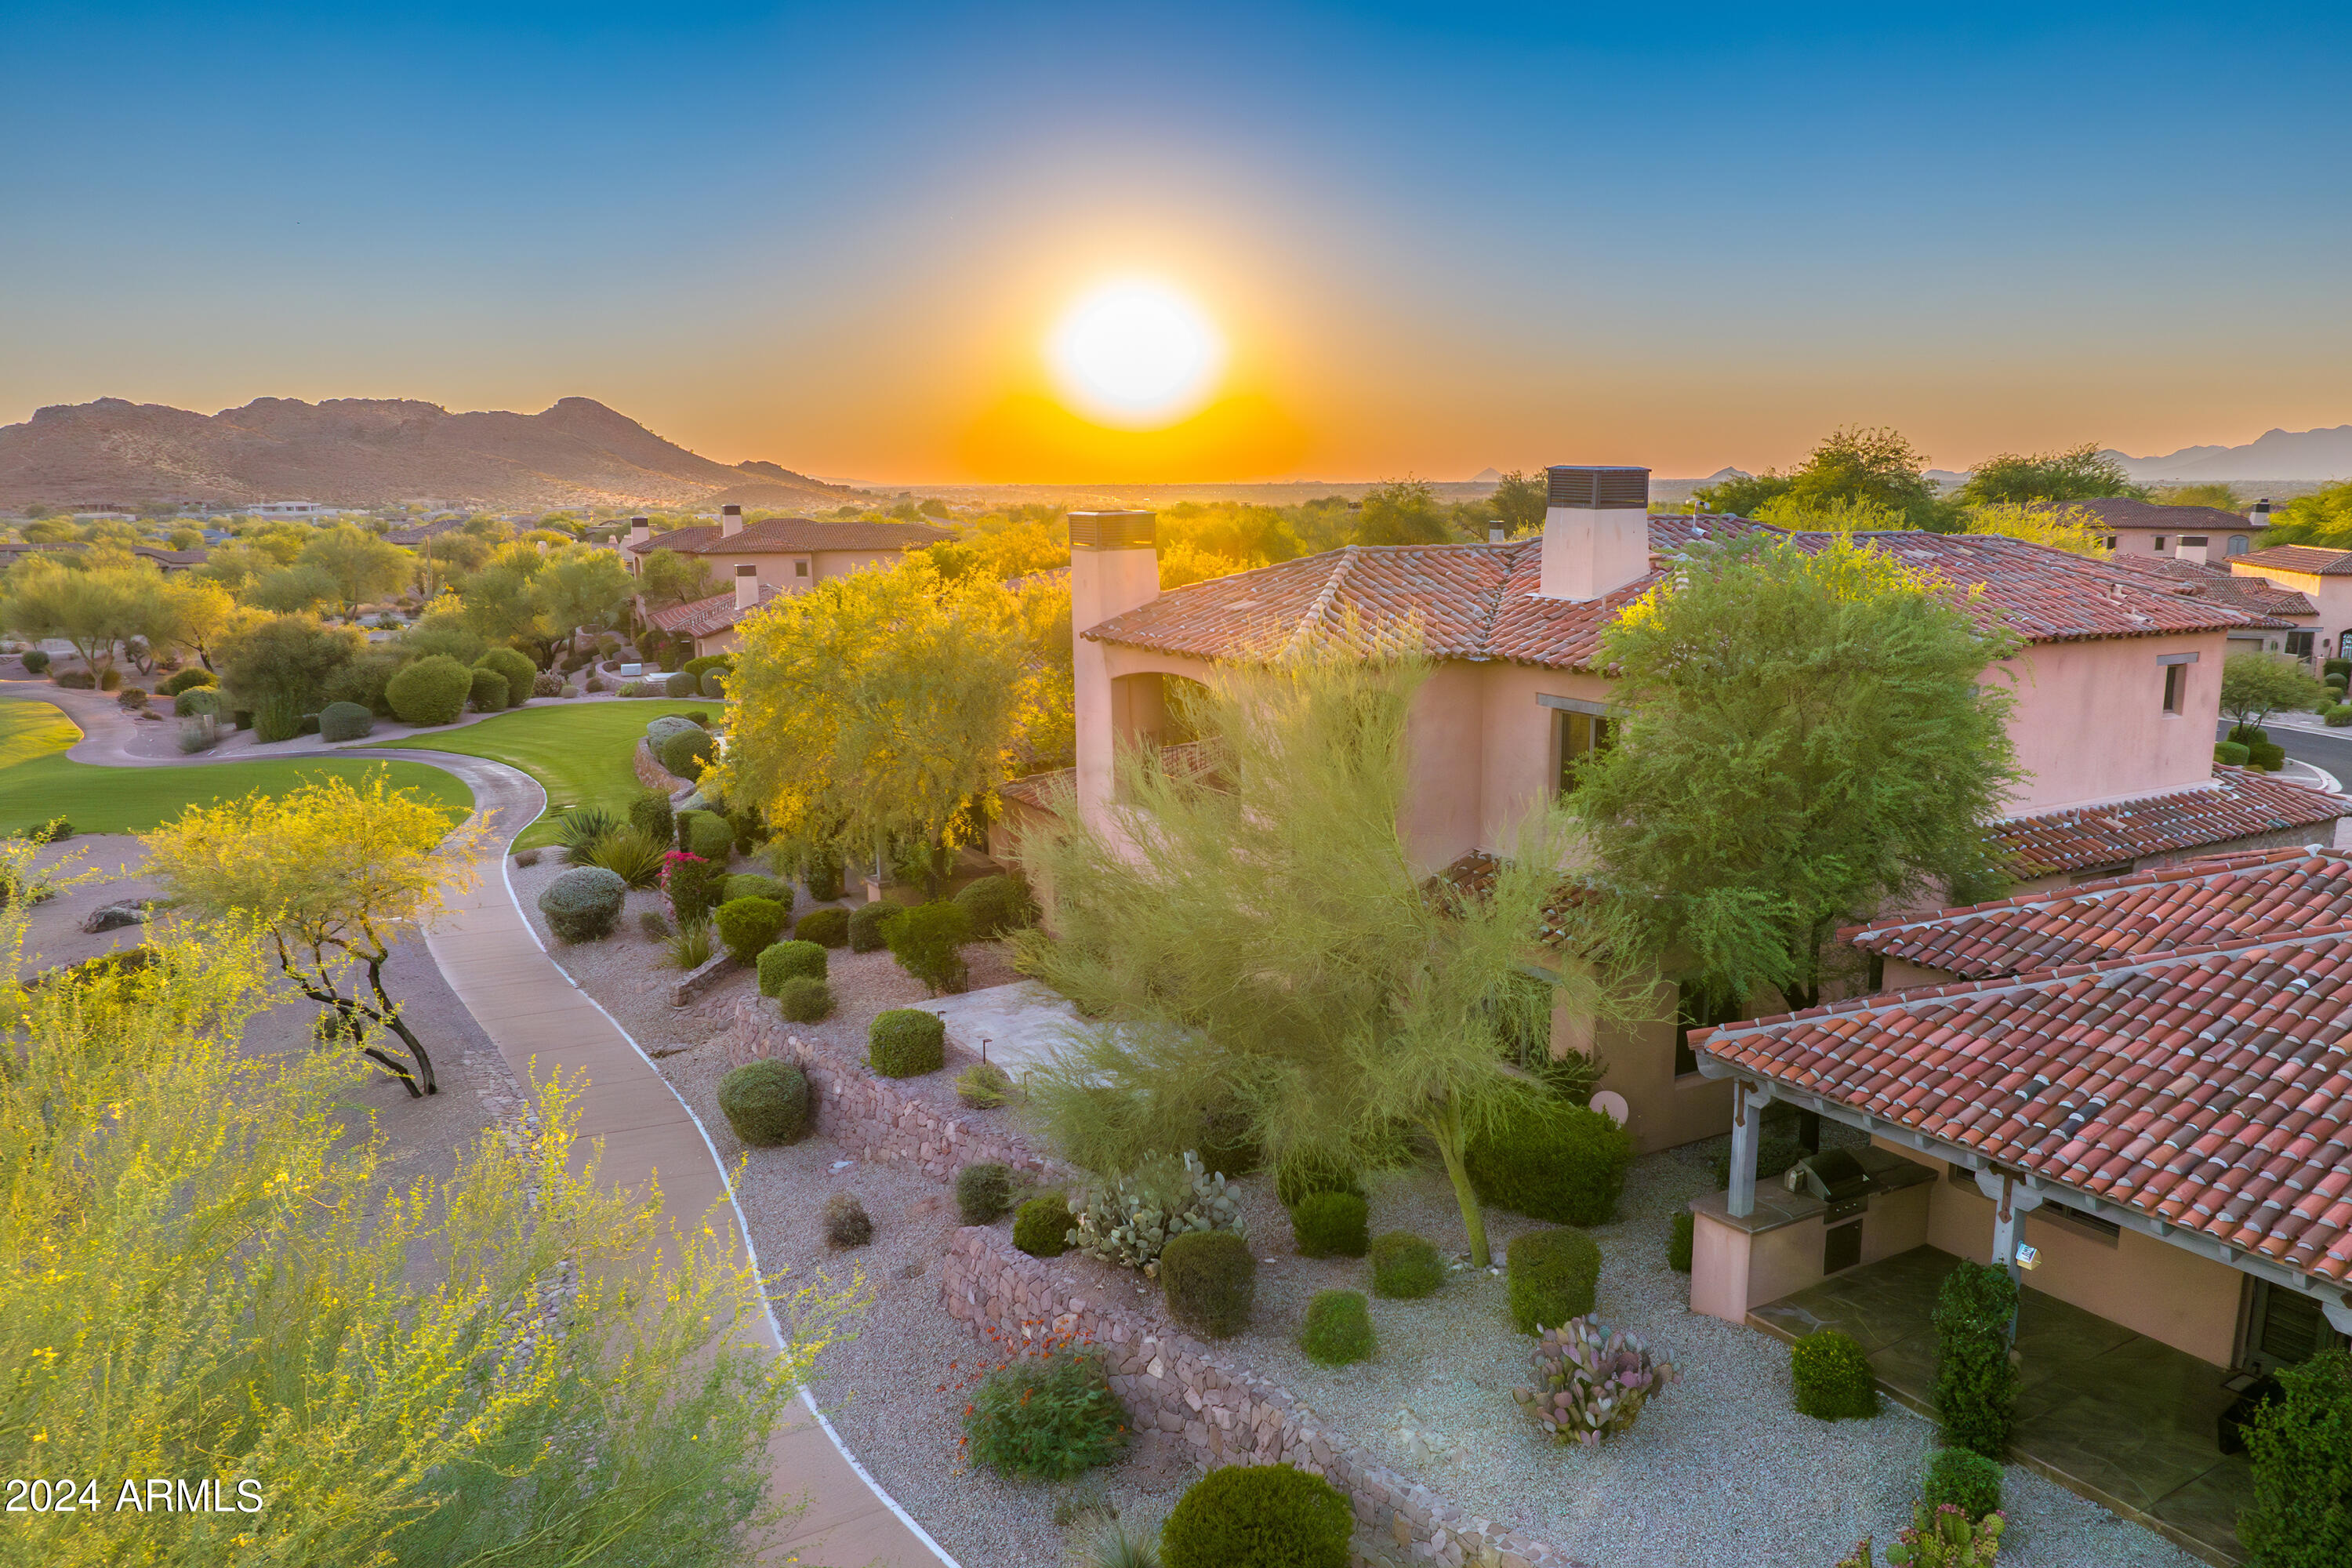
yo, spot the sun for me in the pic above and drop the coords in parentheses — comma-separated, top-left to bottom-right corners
(1047, 278, 1225, 429)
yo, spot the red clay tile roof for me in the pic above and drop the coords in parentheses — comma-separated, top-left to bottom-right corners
(2100, 554, 2311, 625)
(1694, 928, 2352, 1285)
(2037, 497, 2253, 533)
(1848, 846, 2352, 981)
(1084, 521, 2267, 671)
(645, 583, 779, 638)
(626, 517, 949, 557)
(1985, 766, 2344, 877)
(999, 767, 1073, 813)
(2239, 545, 2352, 577)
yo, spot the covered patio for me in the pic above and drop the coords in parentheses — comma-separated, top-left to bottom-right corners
(1751, 1245, 2252, 1566)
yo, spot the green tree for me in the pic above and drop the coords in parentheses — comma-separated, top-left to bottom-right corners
(1490, 471, 1548, 537)
(2154, 481, 2245, 510)
(1355, 479, 1452, 546)
(1571, 532, 2021, 1016)
(1958, 442, 2144, 505)
(149, 575, 240, 670)
(1011, 648, 1643, 1269)
(1781, 426, 1958, 532)
(531, 548, 634, 641)
(1693, 471, 1795, 517)
(247, 561, 341, 613)
(639, 546, 717, 609)
(416, 527, 499, 597)
(298, 524, 412, 615)
(1958, 501, 2108, 557)
(2239, 1348, 2352, 1568)
(2222, 650, 2325, 729)
(0, 557, 156, 671)
(214, 612, 362, 713)
(456, 562, 543, 649)
(2259, 481, 2352, 550)
(1753, 495, 1907, 533)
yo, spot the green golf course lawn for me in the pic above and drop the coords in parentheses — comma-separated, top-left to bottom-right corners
(0, 697, 473, 836)
(361, 697, 720, 847)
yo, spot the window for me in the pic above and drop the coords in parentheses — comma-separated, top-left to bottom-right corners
(794, 559, 810, 578)
(2288, 629, 2315, 659)
(1555, 708, 1612, 796)
(2154, 536, 2168, 550)
(1673, 980, 1746, 1077)
(2038, 1200, 2121, 1243)
(2183, 535, 2209, 548)
(2163, 663, 2184, 714)
(2227, 535, 2249, 556)
(2102, 535, 2118, 550)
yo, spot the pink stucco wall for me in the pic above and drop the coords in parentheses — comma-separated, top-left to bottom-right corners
(1992, 632, 2227, 814)
(2234, 561, 2352, 660)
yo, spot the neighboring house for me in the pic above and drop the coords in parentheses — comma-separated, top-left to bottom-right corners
(2230, 543, 2352, 664)
(2101, 553, 2313, 658)
(0, 539, 207, 572)
(621, 504, 949, 598)
(1014, 466, 2337, 1153)
(1687, 844, 2352, 1381)
(2052, 496, 2264, 562)
(387, 517, 471, 547)
(641, 570, 781, 660)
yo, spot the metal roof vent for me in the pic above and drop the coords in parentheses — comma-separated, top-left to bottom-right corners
(1545, 466, 1650, 510)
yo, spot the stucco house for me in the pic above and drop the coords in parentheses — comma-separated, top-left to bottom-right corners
(622, 505, 949, 593)
(1007, 466, 2343, 1155)
(2230, 543, 2352, 665)
(2057, 495, 2267, 563)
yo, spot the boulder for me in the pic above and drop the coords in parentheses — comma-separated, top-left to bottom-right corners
(81, 900, 148, 934)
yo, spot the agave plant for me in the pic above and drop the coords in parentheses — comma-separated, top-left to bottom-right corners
(554, 805, 622, 866)
(585, 826, 667, 889)
(1511, 1316, 1679, 1446)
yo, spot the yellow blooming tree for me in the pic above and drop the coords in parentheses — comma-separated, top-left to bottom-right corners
(142, 770, 490, 1097)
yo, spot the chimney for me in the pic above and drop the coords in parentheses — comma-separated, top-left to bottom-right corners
(2250, 497, 2273, 528)
(629, 515, 650, 547)
(1487, 522, 1507, 544)
(734, 564, 759, 612)
(1069, 511, 1161, 833)
(720, 503, 742, 539)
(1539, 466, 1652, 601)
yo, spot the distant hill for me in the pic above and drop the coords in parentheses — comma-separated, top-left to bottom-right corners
(0, 395, 862, 510)
(2107, 426, 2352, 482)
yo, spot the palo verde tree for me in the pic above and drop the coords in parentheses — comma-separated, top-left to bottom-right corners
(2222, 649, 2325, 731)
(1012, 645, 1646, 1269)
(1571, 532, 2022, 1018)
(141, 771, 490, 1097)
(0, 556, 158, 671)
(1958, 500, 2109, 557)
(717, 556, 1043, 895)
(296, 522, 412, 616)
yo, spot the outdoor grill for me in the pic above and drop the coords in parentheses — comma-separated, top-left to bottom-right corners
(1789, 1149, 1875, 1225)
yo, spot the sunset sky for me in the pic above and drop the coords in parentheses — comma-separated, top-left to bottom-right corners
(4, 2, 2349, 484)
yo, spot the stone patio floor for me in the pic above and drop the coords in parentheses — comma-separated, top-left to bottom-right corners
(1751, 1245, 2251, 1567)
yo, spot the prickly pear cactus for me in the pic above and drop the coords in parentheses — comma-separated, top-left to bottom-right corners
(1509, 1316, 1678, 1446)
(1066, 1150, 1247, 1275)
(1886, 1504, 2003, 1568)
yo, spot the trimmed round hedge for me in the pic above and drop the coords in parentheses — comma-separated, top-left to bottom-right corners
(868, 1008, 945, 1077)
(1465, 1098, 1634, 1227)
(1301, 1289, 1374, 1367)
(1791, 1327, 1880, 1421)
(474, 647, 535, 710)
(659, 728, 717, 781)
(757, 939, 827, 995)
(716, 1059, 810, 1146)
(537, 866, 626, 944)
(159, 666, 215, 695)
(713, 895, 788, 964)
(1289, 1190, 1369, 1259)
(699, 669, 726, 699)
(1275, 1152, 1364, 1210)
(1370, 1232, 1445, 1299)
(847, 900, 894, 952)
(1506, 1227, 1600, 1334)
(665, 670, 698, 699)
(775, 975, 833, 1022)
(174, 688, 223, 717)
(953, 873, 1034, 937)
(645, 714, 702, 752)
(1014, 1196, 1073, 1258)
(387, 655, 473, 726)
(681, 809, 732, 863)
(794, 906, 850, 947)
(724, 871, 792, 909)
(318, 700, 374, 742)
(467, 667, 509, 713)
(1161, 1463, 1352, 1568)
(1160, 1230, 1255, 1339)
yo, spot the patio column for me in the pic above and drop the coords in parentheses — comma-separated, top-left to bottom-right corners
(1973, 1167, 2045, 1284)
(1727, 1077, 1776, 1218)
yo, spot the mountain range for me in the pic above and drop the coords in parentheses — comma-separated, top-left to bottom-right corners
(2104, 426, 2352, 482)
(0, 395, 859, 510)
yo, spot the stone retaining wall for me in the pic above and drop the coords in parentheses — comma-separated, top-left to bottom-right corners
(939, 1228, 1586, 1568)
(633, 737, 693, 796)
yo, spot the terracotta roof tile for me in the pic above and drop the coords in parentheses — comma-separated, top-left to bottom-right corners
(1982, 767, 2344, 878)
(626, 517, 949, 556)
(2240, 545, 2352, 577)
(2039, 498, 2253, 533)
(645, 583, 779, 638)
(2099, 554, 2312, 624)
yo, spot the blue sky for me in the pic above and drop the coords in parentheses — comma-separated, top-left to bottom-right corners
(4, 2, 2347, 481)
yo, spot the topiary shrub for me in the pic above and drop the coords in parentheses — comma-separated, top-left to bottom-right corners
(724, 871, 791, 910)
(629, 790, 675, 848)
(1933, 1259, 2019, 1459)
(2241, 1347, 2352, 1568)
(1160, 1230, 1255, 1338)
(2215, 740, 2252, 764)
(387, 654, 473, 725)
(1275, 1152, 1365, 1210)
(681, 808, 731, 862)
(775, 975, 833, 1022)
(466, 666, 508, 713)
(794, 906, 850, 947)
(664, 670, 697, 698)
(1792, 1327, 1881, 1421)
(159, 666, 213, 695)
(318, 700, 374, 741)
(823, 1192, 872, 1247)
(644, 713, 702, 751)
(1290, 1191, 1369, 1259)
(713, 895, 787, 964)
(21, 649, 51, 674)
(868, 1008, 946, 1077)
(174, 688, 223, 717)
(663, 851, 724, 924)
(847, 900, 893, 952)
(715, 1059, 810, 1146)
(1014, 1195, 1073, 1257)
(1160, 1463, 1352, 1568)
(953, 873, 1035, 938)
(756, 938, 826, 995)
(1507, 1228, 1600, 1334)
(1467, 1099, 1634, 1226)
(699, 669, 725, 699)
(956, 1162, 1017, 1225)
(883, 899, 972, 994)
(1301, 1290, 1375, 1367)
(659, 728, 717, 781)
(474, 647, 535, 709)
(2330, 707, 2352, 729)
(1668, 1210, 1694, 1273)
(964, 1350, 1127, 1482)
(2250, 741, 2288, 771)
(1922, 1446, 2003, 1523)
(1369, 1232, 1444, 1300)
(538, 866, 626, 943)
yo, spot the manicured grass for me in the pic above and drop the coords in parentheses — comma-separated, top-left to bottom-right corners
(360, 698, 721, 848)
(0, 699, 473, 836)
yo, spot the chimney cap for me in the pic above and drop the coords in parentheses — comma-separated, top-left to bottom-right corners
(1069, 510, 1156, 551)
(735, 563, 756, 575)
(721, 503, 742, 516)
(1545, 466, 1650, 510)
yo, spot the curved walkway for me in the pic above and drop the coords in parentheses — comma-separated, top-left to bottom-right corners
(13, 682, 955, 1568)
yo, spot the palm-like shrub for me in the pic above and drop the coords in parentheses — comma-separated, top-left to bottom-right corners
(585, 826, 668, 890)
(554, 806, 622, 866)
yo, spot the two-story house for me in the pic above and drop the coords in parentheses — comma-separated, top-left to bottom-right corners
(628, 504, 953, 657)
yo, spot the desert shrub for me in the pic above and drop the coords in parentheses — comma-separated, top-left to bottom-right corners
(664, 851, 724, 924)
(1289, 1191, 1369, 1259)
(823, 1192, 872, 1248)
(1067, 1152, 1243, 1272)
(659, 728, 717, 781)
(2215, 739, 2252, 764)
(466, 667, 508, 713)
(1159, 1230, 1254, 1338)
(538, 866, 626, 943)
(116, 685, 149, 710)
(699, 669, 725, 699)
(1160, 1464, 1351, 1568)
(175, 728, 212, 755)
(637, 908, 673, 941)
(1466, 1098, 1633, 1227)
(512, 848, 540, 868)
(586, 826, 667, 889)
(964, 1351, 1127, 1482)
(868, 1008, 946, 1077)
(724, 871, 791, 909)
(249, 691, 303, 742)
(321, 649, 405, 715)
(802, 849, 846, 902)
(1274, 1153, 1365, 1210)
(54, 669, 96, 689)
(794, 906, 850, 947)
(956, 1163, 1017, 1225)
(1507, 1228, 1600, 1334)
(159, 666, 214, 695)
(665, 916, 714, 970)
(681, 809, 732, 863)
(20, 649, 50, 673)
(173, 688, 222, 717)
(883, 899, 972, 994)
(1933, 1260, 2019, 1459)
(1301, 1290, 1374, 1367)
(1512, 1317, 1679, 1446)
(532, 672, 561, 696)
(663, 670, 696, 698)
(715, 1059, 810, 1147)
(16, 816, 72, 843)
(2331, 658, 2352, 679)
(713, 896, 787, 964)
(756, 938, 826, 995)
(1792, 1328, 1881, 1421)
(847, 900, 893, 952)
(2240, 1347, 2352, 1568)
(957, 1060, 1011, 1108)
(2250, 741, 2288, 771)
(97, 666, 121, 691)
(774, 975, 833, 1022)
(2330, 706, 2352, 729)
(628, 790, 676, 848)
(386, 654, 473, 726)
(1369, 1232, 1444, 1300)
(318, 700, 374, 742)
(1014, 1196, 1073, 1257)
(953, 873, 1035, 938)
(583, 674, 604, 693)
(474, 647, 535, 709)
(1708, 1131, 1809, 1190)
(554, 804, 622, 866)
(1922, 1447, 2003, 1523)
(1668, 1210, 1694, 1272)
